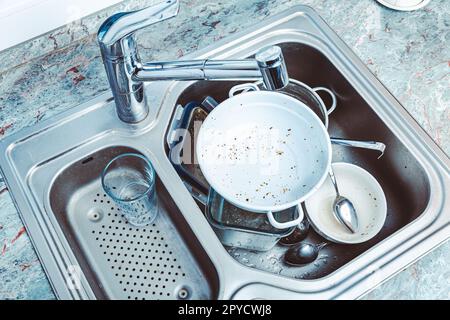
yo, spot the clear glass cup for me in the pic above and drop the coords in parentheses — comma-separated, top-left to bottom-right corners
(101, 153, 158, 226)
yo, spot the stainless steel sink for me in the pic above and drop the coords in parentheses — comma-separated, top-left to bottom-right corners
(0, 6, 449, 300)
(172, 41, 431, 280)
(49, 146, 217, 299)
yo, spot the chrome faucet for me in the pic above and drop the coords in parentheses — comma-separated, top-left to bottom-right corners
(98, 0, 289, 123)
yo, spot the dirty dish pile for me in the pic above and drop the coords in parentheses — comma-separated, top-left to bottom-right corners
(169, 77, 387, 254)
(169, 99, 299, 251)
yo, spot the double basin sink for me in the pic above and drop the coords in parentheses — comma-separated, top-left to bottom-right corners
(1, 6, 449, 299)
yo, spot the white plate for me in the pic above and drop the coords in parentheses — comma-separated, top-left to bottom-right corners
(196, 91, 331, 214)
(376, 0, 431, 11)
(305, 162, 387, 244)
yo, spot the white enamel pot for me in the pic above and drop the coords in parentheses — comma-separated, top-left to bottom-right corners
(196, 91, 332, 229)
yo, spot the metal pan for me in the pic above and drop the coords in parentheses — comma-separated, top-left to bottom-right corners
(196, 90, 332, 229)
(168, 98, 297, 251)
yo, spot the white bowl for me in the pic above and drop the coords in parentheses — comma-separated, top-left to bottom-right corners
(305, 162, 387, 244)
(376, 0, 431, 11)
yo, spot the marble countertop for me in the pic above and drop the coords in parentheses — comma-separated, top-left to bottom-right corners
(0, 0, 448, 299)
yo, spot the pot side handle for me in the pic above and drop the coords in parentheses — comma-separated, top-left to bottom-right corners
(267, 204, 304, 229)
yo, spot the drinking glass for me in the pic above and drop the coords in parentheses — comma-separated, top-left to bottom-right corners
(101, 153, 158, 226)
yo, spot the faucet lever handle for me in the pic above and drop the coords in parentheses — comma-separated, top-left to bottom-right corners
(98, 0, 180, 47)
(255, 46, 289, 90)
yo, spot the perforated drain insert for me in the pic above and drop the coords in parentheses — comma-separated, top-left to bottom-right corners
(68, 180, 211, 300)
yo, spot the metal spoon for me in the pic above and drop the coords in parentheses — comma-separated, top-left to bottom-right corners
(329, 168, 359, 233)
(284, 242, 328, 266)
(279, 217, 310, 246)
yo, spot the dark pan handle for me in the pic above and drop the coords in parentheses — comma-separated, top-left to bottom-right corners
(168, 97, 218, 197)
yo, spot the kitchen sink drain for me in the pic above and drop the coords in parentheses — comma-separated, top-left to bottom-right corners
(67, 180, 211, 300)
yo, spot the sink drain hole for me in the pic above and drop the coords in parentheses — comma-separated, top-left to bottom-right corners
(176, 286, 191, 300)
(87, 209, 103, 222)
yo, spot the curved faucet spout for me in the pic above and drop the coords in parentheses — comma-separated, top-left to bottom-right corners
(132, 59, 262, 82)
